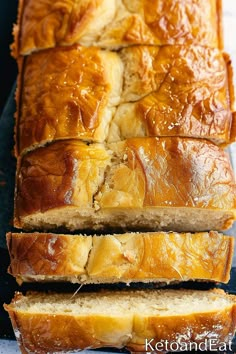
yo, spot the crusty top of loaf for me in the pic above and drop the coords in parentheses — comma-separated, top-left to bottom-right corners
(99, 138, 236, 209)
(13, 0, 222, 56)
(16, 140, 111, 217)
(16, 44, 234, 155)
(110, 46, 234, 145)
(17, 45, 123, 155)
(15, 137, 236, 222)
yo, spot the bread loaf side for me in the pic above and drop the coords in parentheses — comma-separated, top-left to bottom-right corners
(13, 0, 222, 56)
(7, 231, 234, 284)
(4, 289, 236, 353)
(14, 137, 236, 232)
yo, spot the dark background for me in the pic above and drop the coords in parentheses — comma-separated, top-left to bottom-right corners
(0, 0, 18, 115)
(0, 0, 20, 340)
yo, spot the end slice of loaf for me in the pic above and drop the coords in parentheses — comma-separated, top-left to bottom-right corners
(14, 0, 221, 56)
(5, 289, 236, 353)
(15, 137, 236, 232)
(7, 231, 234, 285)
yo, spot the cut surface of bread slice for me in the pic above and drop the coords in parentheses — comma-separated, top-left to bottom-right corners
(15, 137, 236, 232)
(5, 289, 236, 353)
(13, 0, 222, 56)
(7, 231, 234, 285)
(16, 44, 235, 156)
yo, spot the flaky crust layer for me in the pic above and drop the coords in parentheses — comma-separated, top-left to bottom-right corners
(14, 0, 222, 56)
(7, 231, 234, 284)
(4, 289, 236, 353)
(16, 45, 235, 155)
(14, 137, 236, 231)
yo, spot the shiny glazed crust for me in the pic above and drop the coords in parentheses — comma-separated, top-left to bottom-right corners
(17, 45, 123, 155)
(14, 137, 236, 231)
(6, 231, 234, 284)
(13, 0, 222, 56)
(110, 45, 235, 145)
(4, 289, 236, 353)
(16, 45, 235, 156)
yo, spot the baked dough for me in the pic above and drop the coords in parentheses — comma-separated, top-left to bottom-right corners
(13, 0, 223, 56)
(15, 137, 236, 232)
(17, 45, 235, 155)
(4, 289, 236, 353)
(7, 231, 234, 284)
(110, 47, 235, 145)
(17, 45, 123, 155)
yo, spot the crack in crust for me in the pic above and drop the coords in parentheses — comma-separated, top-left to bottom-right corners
(16, 45, 235, 157)
(14, 137, 236, 232)
(6, 231, 234, 284)
(14, 0, 221, 56)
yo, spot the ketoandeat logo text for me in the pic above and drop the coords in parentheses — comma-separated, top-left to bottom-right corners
(145, 338, 232, 352)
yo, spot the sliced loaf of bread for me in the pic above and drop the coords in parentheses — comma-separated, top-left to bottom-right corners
(5, 289, 236, 353)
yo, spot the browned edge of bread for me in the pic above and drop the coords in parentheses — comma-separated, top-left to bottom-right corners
(10, 0, 225, 57)
(222, 51, 236, 144)
(4, 289, 236, 353)
(13, 150, 23, 229)
(231, 112, 236, 143)
(14, 51, 235, 155)
(224, 52, 235, 111)
(6, 231, 235, 285)
(14, 56, 24, 158)
(217, 0, 224, 50)
(223, 51, 236, 144)
(221, 233, 235, 282)
(11, 0, 24, 59)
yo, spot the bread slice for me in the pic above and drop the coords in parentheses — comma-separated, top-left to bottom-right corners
(16, 44, 235, 156)
(15, 137, 236, 232)
(5, 289, 236, 353)
(7, 231, 234, 285)
(13, 0, 222, 56)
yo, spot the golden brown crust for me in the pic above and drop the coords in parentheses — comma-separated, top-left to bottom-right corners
(231, 112, 236, 143)
(98, 0, 221, 49)
(223, 52, 236, 145)
(15, 0, 118, 55)
(17, 45, 123, 155)
(129, 304, 236, 352)
(14, 56, 24, 157)
(4, 289, 236, 353)
(101, 138, 236, 210)
(7, 232, 92, 282)
(224, 52, 235, 112)
(16, 45, 234, 154)
(10, 0, 24, 58)
(14, 138, 236, 231)
(7, 231, 234, 284)
(217, 0, 224, 50)
(111, 45, 234, 145)
(15, 140, 111, 224)
(15, 0, 221, 56)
